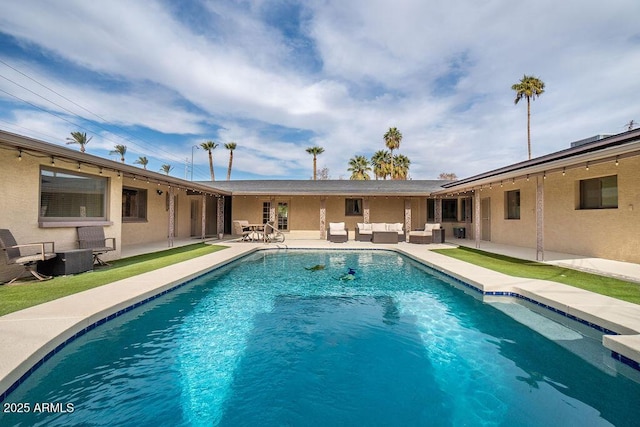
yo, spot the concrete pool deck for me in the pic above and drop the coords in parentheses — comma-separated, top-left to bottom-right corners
(2, 238, 640, 399)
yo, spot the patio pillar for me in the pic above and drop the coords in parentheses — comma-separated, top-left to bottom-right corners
(201, 194, 207, 240)
(269, 197, 276, 223)
(404, 198, 411, 239)
(363, 198, 370, 223)
(168, 186, 175, 247)
(435, 197, 442, 223)
(474, 190, 481, 249)
(320, 197, 326, 239)
(536, 176, 545, 261)
(217, 195, 225, 238)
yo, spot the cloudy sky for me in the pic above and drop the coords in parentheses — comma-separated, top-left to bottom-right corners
(1, 0, 639, 181)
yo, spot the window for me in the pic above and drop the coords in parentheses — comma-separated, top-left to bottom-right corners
(505, 190, 520, 219)
(580, 175, 618, 209)
(442, 199, 458, 222)
(40, 168, 107, 221)
(122, 187, 147, 221)
(345, 198, 363, 216)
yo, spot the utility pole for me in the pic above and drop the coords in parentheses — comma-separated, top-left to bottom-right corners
(184, 157, 190, 179)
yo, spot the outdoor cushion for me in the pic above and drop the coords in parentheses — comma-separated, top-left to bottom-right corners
(329, 222, 345, 232)
(371, 223, 386, 232)
(386, 223, 403, 232)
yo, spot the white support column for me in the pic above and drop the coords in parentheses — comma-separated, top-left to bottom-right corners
(404, 198, 412, 239)
(435, 197, 442, 223)
(217, 196, 225, 238)
(168, 187, 175, 247)
(474, 190, 481, 249)
(320, 197, 326, 239)
(269, 197, 276, 223)
(201, 194, 207, 240)
(536, 176, 545, 261)
(363, 198, 370, 223)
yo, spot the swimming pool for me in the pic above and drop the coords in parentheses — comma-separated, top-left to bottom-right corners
(1, 250, 639, 426)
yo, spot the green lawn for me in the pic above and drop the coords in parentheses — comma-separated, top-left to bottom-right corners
(432, 246, 640, 305)
(0, 243, 227, 316)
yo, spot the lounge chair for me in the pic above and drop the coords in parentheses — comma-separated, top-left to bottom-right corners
(409, 223, 443, 244)
(327, 222, 348, 243)
(77, 226, 116, 266)
(0, 229, 56, 284)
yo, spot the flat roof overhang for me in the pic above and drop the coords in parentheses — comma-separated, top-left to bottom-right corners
(0, 130, 231, 197)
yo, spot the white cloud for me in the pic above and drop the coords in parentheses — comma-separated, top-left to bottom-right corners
(1, 0, 639, 180)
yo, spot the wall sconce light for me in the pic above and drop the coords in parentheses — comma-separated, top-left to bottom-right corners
(586, 162, 589, 171)
(18, 149, 22, 161)
(615, 156, 619, 166)
(562, 167, 566, 176)
(51, 156, 55, 165)
(157, 189, 164, 196)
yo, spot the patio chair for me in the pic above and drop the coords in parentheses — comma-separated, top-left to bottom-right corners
(327, 222, 348, 243)
(77, 226, 116, 266)
(0, 229, 56, 284)
(232, 220, 253, 241)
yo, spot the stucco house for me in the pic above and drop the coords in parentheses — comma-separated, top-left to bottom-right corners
(1, 127, 640, 283)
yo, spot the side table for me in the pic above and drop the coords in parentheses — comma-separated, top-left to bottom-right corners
(38, 249, 93, 276)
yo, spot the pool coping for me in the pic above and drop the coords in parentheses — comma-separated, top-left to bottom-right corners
(1, 240, 640, 401)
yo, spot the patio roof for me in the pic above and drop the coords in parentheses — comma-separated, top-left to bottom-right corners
(0, 129, 230, 196)
(199, 179, 449, 196)
(436, 128, 640, 193)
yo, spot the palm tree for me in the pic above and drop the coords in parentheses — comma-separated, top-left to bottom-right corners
(160, 164, 173, 175)
(392, 154, 411, 180)
(347, 155, 372, 180)
(134, 156, 149, 170)
(383, 127, 403, 171)
(224, 142, 237, 181)
(305, 146, 325, 180)
(65, 131, 92, 153)
(512, 75, 545, 160)
(371, 150, 392, 180)
(110, 144, 127, 163)
(200, 140, 218, 181)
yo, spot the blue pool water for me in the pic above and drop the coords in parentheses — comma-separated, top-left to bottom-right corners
(2, 250, 640, 426)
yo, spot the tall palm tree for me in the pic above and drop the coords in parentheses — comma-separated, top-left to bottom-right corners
(512, 75, 545, 160)
(65, 131, 92, 153)
(224, 142, 237, 181)
(347, 155, 372, 180)
(383, 127, 403, 171)
(110, 144, 127, 163)
(392, 154, 411, 180)
(305, 146, 325, 180)
(134, 156, 149, 170)
(160, 164, 173, 175)
(200, 140, 218, 181)
(371, 149, 392, 180)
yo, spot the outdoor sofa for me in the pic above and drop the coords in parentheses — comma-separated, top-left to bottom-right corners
(355, 222, 405, 242)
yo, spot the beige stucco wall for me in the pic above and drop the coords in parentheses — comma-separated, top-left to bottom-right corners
(231, 195, 423, 237)
(465, 156, 640, 263)
(0, 150, 122, 281)
(0, 148, 218, 283)
(543, 157, 640, 262)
